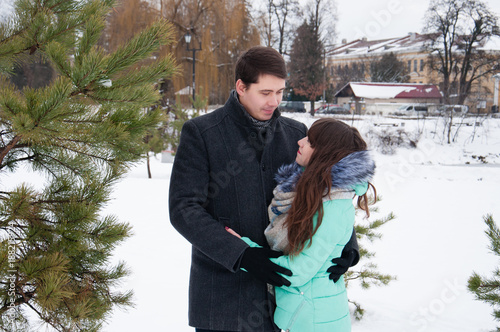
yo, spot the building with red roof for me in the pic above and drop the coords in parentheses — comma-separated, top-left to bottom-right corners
(326, 33, 500, 113)
(335, 82, 443, 115)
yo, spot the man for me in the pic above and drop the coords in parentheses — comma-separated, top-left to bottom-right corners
(169, 46, 358, 332)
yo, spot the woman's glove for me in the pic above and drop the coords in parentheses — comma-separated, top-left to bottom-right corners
(327, 248, 359, 283)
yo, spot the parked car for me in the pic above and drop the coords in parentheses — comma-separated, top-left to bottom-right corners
(397, 104, 428, 112)
(278, 101, 306, 113)
(436, 105, 469, 114)
(315, 104, 349, 114)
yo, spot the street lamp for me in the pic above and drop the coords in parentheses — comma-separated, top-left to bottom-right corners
(184, 31, 202, 103)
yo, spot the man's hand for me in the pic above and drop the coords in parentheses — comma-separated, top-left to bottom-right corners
(327, 248, 359, 283)
(240, 247, 292, 287)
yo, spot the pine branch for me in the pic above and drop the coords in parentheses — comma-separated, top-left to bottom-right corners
(0, 1, 175, 329)
(0, 135, 21, 165)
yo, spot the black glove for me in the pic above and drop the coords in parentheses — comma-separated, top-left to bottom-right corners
(327, 248, 359, 283)
(240, 247, 292, 287)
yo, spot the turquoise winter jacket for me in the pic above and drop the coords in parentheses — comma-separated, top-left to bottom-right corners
(241, 151, 375, 332)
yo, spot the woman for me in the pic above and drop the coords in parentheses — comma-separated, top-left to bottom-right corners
(227, 118, 376, 331)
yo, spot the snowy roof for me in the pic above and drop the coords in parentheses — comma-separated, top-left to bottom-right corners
(327, 33, 433, 59)
(175, 86, 193, 95)
(328, 32, 500, 59)
(335, 82, 442, 99)
(479, 36, 500, 51)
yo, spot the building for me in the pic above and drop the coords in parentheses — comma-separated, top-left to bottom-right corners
(335, 82, 442, 115)
(326, 33, 500, 112)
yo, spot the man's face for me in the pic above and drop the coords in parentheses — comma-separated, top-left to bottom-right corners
(236, 74, 286, 121)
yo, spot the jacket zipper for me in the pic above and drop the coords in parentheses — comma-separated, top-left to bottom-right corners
(285, 297, 307, 331)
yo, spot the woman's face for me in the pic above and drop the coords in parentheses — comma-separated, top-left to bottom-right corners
(296, 136, 314, 166)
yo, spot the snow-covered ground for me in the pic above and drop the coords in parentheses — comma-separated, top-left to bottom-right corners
(101, 112, 500, 332)
(2, 112, 499, 331)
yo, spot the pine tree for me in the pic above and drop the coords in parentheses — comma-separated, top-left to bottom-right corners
(143, 91, 205, 178)
(468, 214, 500, 329)
(345, 195, 397, 320)
(288, 19, 325, 115)
(370, 52, 410, 83)
(164, 93, 206, 156)
(0, 0, 177, 330)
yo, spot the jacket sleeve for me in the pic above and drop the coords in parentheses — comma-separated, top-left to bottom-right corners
(344, 228, 360, 267)
(343, 181, 369, 267)
(169, 120, 249, 272)
(271, 201, 355, 287)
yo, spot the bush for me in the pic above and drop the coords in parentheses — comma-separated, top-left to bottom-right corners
(366, 127, 419, 155)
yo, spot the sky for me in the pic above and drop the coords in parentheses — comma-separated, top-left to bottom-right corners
(2, 0, 500, 43)
(335, 0, 500, 43)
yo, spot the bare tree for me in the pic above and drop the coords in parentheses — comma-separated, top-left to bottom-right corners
(253, 0, 275, 47)
(155, 0, 260, 104)
(423, 0, 500, 106)
(252, 0, 299, 54)
(331, 61, 367, 94)
(304, 0, 337, 45)
(272, 0, 299, 54)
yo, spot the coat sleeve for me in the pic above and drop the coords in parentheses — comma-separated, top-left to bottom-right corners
(271, 201, 355, 287)
(343, 228, 360, 267)
(343, 181, 369, 267)
(169, 120, 249, 272)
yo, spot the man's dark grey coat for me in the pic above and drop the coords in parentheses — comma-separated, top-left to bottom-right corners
(169, 92, 307, 331)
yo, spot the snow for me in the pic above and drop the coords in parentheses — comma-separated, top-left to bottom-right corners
(480, 36, 500, 51)
(1, 112, 498, 330)
(1, 112, 499, 331)
(351, 84, 417, 99)
(347, 83, 442, 100)
(100, 113, 500, 332)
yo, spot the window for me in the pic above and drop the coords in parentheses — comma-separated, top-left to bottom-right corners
(414, 60, 417, 72)
(408, 60, 411, 72)
(420, 59, 424, 71)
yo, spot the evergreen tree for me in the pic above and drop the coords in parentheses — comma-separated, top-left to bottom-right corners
(345, 195, 397, 320)
(468, 214, 500, 329)
(288, 19, 325, 115)
(144, 92, 205, 178)
(0, 0, 177, 330)
(370, 52, 410, 83)
(164, 93, 206, 156)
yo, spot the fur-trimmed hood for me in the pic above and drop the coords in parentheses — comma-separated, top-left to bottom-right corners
(275, 150, 375, 193)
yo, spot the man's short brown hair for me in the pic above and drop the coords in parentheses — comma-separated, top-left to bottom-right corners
(235, 46, 287, 85)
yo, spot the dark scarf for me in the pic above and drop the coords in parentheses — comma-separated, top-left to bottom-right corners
(231, 90, 273, 129)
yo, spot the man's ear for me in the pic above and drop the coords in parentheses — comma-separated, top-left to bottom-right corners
(235, 79, 247, 96)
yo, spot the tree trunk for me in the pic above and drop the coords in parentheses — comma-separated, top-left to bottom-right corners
(147, 153, 152, 179)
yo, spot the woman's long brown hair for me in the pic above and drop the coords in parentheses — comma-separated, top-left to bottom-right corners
(285, 118, 375, 256)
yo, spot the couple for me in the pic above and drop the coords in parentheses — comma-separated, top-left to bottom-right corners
(169, 46, 376, 332)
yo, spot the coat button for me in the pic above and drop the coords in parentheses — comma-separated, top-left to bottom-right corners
(300, 292, 304, 295)
(261, 164, 266, 171)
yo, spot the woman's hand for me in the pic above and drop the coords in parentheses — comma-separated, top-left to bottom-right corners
(225, 226, 241, 238)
